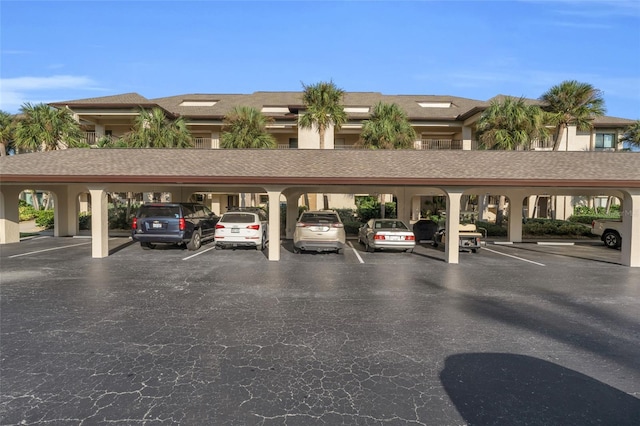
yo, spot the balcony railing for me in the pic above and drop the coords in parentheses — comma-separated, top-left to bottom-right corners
(418, 139, 464, 150)
(82, 133, 556, 151)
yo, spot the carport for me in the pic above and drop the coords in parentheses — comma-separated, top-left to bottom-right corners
(1, 149, 639, 266)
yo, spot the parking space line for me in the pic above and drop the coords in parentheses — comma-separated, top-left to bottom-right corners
(9, 241, 92, 258)
(483, 247, 546, 266)
(182, 245, 217, 260)
(348, 241, 364, 264)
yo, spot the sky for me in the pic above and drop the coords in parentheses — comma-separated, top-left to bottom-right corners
(1, 0, 639, 120)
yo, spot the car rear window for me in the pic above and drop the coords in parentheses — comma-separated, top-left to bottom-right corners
(375, 221, 408, 230)
(300, 213, 339, 224)
(221, 213, 256, 223)
(138, 206, 181, 218)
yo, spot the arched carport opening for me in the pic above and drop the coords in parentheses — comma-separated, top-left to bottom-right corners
(1, 149, 639, 266)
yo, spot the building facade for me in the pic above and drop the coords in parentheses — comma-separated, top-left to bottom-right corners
(50, 91, 635, 219)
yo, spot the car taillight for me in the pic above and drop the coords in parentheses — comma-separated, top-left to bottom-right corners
(247, 224, 260, 230)
(132, 217, 138, 230)
(406, 235, 415, 241)
(374, 234, 386, 240)
(179, 218, 186, 231)
(215, 224, 225, 229)
(332, 223, 344, 228)
(296, 223, 308, 228)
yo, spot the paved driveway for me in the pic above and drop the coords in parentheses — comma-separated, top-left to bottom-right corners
(1, 237, 639, 425)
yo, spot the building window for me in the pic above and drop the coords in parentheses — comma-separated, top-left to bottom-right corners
(595, 133, 615, 150)
(289, 138, 298, 149)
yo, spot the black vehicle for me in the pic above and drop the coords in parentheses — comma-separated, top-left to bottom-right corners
(131, 202, 219, 250)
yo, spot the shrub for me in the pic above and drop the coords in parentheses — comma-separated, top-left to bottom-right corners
(476, 221, 507, 237)
(19, 204, 38, 221)
(35, 209, 55, 229)
(523, 219, 592, 237)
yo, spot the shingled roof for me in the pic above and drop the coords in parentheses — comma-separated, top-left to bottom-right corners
(2, 149, 639, 189)
(48, 92, 636, 127)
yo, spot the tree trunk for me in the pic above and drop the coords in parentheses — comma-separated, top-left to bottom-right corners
(319, 125, 325, 150)
(552, 123, 566, 151)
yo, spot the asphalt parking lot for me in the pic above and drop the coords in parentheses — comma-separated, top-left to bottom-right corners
(1, 236, 639, 425)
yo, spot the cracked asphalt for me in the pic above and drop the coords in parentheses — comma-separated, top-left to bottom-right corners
(1, 237, 639, 425)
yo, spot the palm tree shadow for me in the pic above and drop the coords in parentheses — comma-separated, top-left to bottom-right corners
(440, 353, 640, 425)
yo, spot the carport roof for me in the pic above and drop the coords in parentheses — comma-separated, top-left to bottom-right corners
(1, 149, 639, 188)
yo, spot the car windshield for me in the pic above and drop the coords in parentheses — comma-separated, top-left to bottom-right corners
(138, 205, 180, 218)
(375, 220, 408, 230)
(221, 213, 256, 223)
(300, 213, 339, 224)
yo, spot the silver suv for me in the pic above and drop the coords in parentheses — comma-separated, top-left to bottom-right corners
(293, 210, 346, 254)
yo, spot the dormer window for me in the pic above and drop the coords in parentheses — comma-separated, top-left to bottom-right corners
(417, 102, 452, 108)
(179, 100, 217, 106)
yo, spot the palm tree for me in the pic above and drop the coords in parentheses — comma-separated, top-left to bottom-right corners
(0, 110, 14, 156)
(540, 80, 606, 151)
(475, 96, 550, 224)
(359, 102, 416, 149)
(13, 103, 84, 152)
(476, 96, 549, 150)
(220, 106, 277, 148)
(299, 80, 347, 149)
(122, 108, 193, 148)
(620, 120, 640, 149)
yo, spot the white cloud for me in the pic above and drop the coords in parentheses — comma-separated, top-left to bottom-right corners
(0, 75, 101, 113)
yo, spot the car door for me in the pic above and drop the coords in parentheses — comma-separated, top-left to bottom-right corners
(199, 205, 218, 239)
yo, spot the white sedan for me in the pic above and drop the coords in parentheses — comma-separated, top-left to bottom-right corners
(358, 219, 416, 253)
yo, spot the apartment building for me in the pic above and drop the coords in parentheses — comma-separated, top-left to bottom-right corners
(50, 91, 635, 219)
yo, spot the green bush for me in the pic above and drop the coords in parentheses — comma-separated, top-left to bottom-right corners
(476, 221, 507, 237)
(35, 209, 54, 229)
(19, 204, 38, 221)
(523, 219, 592, 237)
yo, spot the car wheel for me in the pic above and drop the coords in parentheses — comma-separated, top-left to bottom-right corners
(602, 230, 621, 249)
(366, 242, 374, 253)
(293, 246, 301, 254)
(471, 248, 478, 253)
(140, 242, 155, 250)
(258, 233, 266, 250)
(336, 248, 342, 254)
(406, 248, 413, 253)
(187, 230, 202, 251)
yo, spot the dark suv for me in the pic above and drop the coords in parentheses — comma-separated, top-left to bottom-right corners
(131, 203, 219, 250)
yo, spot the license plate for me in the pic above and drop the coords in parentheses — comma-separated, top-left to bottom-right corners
(388, 236, 401, 241)
(152, 222, 162, 229)
(310, 226, 328, 232)
(231, 228, 240, 233)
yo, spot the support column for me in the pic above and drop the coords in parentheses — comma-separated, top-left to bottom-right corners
(51, 185, 79, 237)
(395, 188, 412, 226)
(444, 188, 463, 264)
(89, 187, 109, 258)
(462, 126, 473, 150)
(266, 188, 283, 261)
(505, 190, 528, 243)
(0, 186, 22, 244)
(621, 190, 640, 267)
(283, 190, 302, 239)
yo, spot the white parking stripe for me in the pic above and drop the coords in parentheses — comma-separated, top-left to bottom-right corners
(182, 245, 217, 260)
(9, 241, 92, 258)
(348, 241, 364, 264)
(483, 247, 545, 266)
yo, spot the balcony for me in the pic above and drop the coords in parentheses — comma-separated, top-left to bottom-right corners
(418, 139, 464, 150)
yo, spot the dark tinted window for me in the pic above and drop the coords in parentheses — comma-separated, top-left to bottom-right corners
(300, 213, 340, 224)
(138, 205, 180, 218)
(221, 213, 256, 223)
